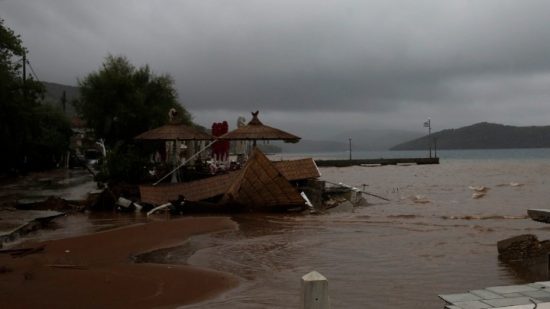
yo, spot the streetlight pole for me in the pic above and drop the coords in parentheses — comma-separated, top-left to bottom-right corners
(424, 118, 431, 158)
(348, 137, 352, 160)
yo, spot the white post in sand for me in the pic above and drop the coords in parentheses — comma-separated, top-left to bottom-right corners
(301, 271, 330, 309)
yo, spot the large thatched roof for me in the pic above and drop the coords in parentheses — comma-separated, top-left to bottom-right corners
(221, 147, 304, 210)
(135, 123, 213, 141)
(220, 111, 300, 143)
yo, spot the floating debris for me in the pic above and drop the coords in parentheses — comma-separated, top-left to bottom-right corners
(472, 192, 486, 199)
(469, 185, 489, 199)
(411, 195, 430, 204)
(468, 186, 489, 192)
(497, 182, 525, 187)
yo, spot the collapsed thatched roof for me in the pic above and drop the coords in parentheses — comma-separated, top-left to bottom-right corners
(140, 171, 238, 205)
(273, 158, 320, 181)
(139, 148, 317, 208)
(221, 147, 304, 209)
(220, 111, 300, 143)
(135, 123, 213, 141)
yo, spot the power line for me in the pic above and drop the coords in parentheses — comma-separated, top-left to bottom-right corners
(25, 59, 40, 82)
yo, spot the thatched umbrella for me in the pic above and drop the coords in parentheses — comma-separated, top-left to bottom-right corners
(135, 123, 212, 141)
(220, 111, 300, 145)
(135, 122, 213, 183)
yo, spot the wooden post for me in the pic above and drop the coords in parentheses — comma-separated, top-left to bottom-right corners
(301, 271, 330, 309)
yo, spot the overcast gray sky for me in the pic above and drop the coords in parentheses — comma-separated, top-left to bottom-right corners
(3, 0, 550, 140)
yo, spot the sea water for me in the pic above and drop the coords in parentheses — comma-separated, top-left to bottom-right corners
(7, 149, 550, 308)
(280, 147, 550, 161)
(179, 149, 550, 308)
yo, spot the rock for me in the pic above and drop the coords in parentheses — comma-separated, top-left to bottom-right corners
(497, 234, 548, 261)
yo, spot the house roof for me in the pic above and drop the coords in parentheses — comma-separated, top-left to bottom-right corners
(135, 123, 213, 141)
(219, 111, 300, 143)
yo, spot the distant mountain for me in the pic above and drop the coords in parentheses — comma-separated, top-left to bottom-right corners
(390, 122, 550, 150)
(41, 81, 80, 116)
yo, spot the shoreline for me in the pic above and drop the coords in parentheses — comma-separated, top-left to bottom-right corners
(0, 216, 240, 308)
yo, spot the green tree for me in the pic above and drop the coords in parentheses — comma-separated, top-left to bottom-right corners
(75, 55, 192, 146)
(25, 105, 72, 170)
(0, 19, 70, 173)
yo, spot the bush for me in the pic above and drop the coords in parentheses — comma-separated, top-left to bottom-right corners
(95, 143, 152, 184)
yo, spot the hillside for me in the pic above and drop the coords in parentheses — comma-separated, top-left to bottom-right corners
(41, 81, 80, 116)
(390, 122, 550, 150)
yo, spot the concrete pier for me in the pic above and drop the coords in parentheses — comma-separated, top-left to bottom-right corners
(440, 282, 550, 308)
(315, 157, 439, 167)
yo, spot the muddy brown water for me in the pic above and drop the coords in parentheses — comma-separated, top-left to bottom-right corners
(6, 160, 550, 308)
(182, 160, 550, 308)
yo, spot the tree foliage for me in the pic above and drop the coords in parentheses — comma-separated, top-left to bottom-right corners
(95, 143, 152, 184)
(0, 19, 71, 173)
(75, 55, 192, 147)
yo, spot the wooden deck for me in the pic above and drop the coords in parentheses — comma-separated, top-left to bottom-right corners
(315, 157, 440, 167)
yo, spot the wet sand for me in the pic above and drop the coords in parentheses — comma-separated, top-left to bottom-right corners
(0, 217, 239, 308)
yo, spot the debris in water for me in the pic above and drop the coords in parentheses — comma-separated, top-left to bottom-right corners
(411, 195, 430, 204)
(468, 186, 489, 192)
(497, 182, 524, 187)
(468, 185, 488, 199)
(472, 192, 486, 199)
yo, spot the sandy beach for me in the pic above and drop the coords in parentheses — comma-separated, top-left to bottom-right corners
(0, 216, 239, 308)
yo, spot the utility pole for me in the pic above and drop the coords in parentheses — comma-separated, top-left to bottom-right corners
(61, 90, 67, 114)
(348, 137, 352, 160)
(22, 50, 27, 103)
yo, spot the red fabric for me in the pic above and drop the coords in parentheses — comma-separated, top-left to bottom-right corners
(212, 122, 229, 161)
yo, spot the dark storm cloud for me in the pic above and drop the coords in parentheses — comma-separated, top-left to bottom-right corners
(3, 0, 550, 136)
